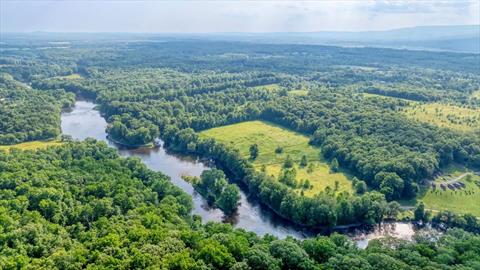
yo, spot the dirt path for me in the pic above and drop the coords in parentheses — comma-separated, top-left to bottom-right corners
(442, 173, 470, 184)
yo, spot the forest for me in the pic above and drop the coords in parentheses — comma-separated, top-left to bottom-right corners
(1, 140, 480, 269)
(1, 37, 480, 268)
(0, 73, 75, 144)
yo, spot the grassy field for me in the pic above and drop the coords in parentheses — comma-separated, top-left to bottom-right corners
(362, 92, 418, 103)
(333, 65, 378, 71)
(471, 90, 480, 99)
(251, 84, 280, 91)
(0, 140, 63, 152)
(288, 90, 308, 96)
(54, 73, 82, 80)
(251, 84, 308, 96)
(402, 164, 480, 216)
(403, 103, 480, 132)
(200, 121, 353, 196)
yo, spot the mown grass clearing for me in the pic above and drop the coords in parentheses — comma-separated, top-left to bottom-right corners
(402, 164, 480, 216)
(200, 121, 353, 196)
(403, 103, 480, 132)
(54, 73, 82, 80)
(471, 90, 480, 100)
(0, 140, 63, 152)
(362, 92, 419, 103)
(363, 92, 390, 99)
(333, 65, 378, 71)
(251, 84, 280, 91)
(288, 90, 308, 96)
(421, 179, 480, 216)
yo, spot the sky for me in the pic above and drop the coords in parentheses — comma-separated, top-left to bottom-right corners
(1, 0, 479, 33)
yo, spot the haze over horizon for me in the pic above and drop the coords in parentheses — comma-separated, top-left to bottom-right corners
(1, 0, 479, 33)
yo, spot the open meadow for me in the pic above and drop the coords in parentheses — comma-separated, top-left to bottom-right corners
(288, 89, 309, 96)
(0, 140, 62, 152)
(403, 164, 480, 216)
(54, 73, 83, 80)
(200, 120, 353, 196)
(362, 92, 419, 103)
(471, 90, 480, 100)
(403, 103, 480, 132)
(251, 83, 279, 91)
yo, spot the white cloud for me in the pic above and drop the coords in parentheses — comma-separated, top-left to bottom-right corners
(1, 0, 478, 32)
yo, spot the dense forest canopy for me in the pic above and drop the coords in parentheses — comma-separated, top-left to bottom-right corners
(1, 141, 480, 269)
(0, 73, 75, 144)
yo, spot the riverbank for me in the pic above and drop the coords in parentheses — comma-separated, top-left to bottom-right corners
(60, 99, 309, 239)
(106, 134, 157, 149)
(65, 99, 352, 232)
(60, 99, 450, 246)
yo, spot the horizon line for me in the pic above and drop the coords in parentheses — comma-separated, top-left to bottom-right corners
(2, 24, 479, 35)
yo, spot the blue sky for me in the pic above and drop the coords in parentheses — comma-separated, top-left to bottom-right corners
(1, 1, 479, 33)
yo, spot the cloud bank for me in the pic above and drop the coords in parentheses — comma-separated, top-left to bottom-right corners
(1, 0, 479, 33)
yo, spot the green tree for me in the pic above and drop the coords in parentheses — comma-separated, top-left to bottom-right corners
(283, 155, 294, 169)
(261, 164, 267, 173)
(303, 236, 336, 263)
(307, 163, 314, 173)
(331, 158, 339, 173)
(245, 245, 281, 270)
(386, 201, 401, 219)
(196, 169, 228, 203)
(303, 179, 311, 189)
(376, 172, 404, 201)
(217, 184, 241, 215)
(300, 155, 308, 167)
(197, 240, 235, 269)
(249, 144, 259, 160)
(355, 181, 367, 194)
(269, 240, 315, 270)
(414, 202, 429, 223)
(231, 261, 251, 270)
(279, 168, 297, 187)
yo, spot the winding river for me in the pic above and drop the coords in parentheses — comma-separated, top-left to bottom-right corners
(61, 100, 310, 239)
(61, 100, 429, 245)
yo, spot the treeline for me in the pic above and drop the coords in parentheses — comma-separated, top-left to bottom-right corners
(362, 86, 441, 102)
(432, 211, 480, 234)
(163, 126, 398, 228)
(0, 73, 75, 145)
(2, 141, 480, 269)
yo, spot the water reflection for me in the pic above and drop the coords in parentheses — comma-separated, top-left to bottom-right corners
(61, 100, 307, 239)
(61, 100, 438, 244)
(351, 222, 416, 249)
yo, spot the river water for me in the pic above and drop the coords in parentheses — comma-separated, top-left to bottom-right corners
(61, 100, 429, 245)
(61, 100, 310, 238)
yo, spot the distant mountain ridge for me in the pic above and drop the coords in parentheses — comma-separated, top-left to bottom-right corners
(3, 25, 479, 53)
(204, 25, 480, 53)
(305, 25, 479, 41)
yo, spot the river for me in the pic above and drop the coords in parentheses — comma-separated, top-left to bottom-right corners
(61, 100, 431, 245)
(61, 100, 310, 238)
